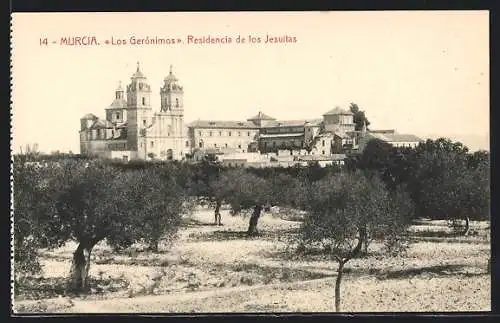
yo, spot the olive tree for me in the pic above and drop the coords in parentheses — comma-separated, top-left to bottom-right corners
(211, 168, 271, 235)
(299, 171, 413, 311)
(13, 159, 187, 292)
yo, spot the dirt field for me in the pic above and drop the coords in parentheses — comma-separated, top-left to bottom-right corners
(13, 207, 491, 313)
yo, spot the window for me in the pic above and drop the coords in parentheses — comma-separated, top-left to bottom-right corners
(248, 132, 251, 136)
(229, 131, 232, 136)
(214, 143, 217, 147)
(185, 141, 189, 147)
(238, 132, 241, 136)
(199, 142, 203, 148)
(116, 112, 120, 120)
(199, 131, 202, 136)
(176, 98, 179, 107)
(142, 97, 146, 105)
(123, 156, 128, 162)
(322, 140, 325, 147)
(322, 150, 325, 155)
(219, 131, 222, 136)
(209, 131, 213, 136)
(151, 141, 154, 148)
(143, 120, 146, 126)
(225, 143, 228, 148)
(238, 144, 241, 149)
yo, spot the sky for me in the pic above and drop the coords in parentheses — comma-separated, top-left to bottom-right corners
(11, 11, 489, 153)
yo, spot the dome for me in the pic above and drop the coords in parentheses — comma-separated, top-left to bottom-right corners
(131, 62, 146, 79)
(163, 65, 183, 90)
(81, 113, 97, 120)
(323, 106, 353, 116)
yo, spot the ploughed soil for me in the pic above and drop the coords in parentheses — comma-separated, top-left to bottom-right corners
(13, 207, 490, 313)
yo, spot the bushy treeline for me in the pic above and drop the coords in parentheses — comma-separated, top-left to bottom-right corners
(13, 137, 489, 302)
(346, 138, 490, 234)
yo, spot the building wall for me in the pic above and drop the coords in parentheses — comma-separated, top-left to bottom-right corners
(390, 141, 420, 148)
(312, 135, 333, 155)
(323, 114, 355, 133)
(192, 127, 258, 151)
(259, 137, 304, 152)
(106, 108, 127, 123)
(142, 113, 186, 160)
(105, 150, 134, 161)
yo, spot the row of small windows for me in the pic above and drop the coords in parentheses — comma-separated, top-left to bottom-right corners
(263, 141, 304, 148)
(133, 97, 179, 107)
(198, 131, 253, 137)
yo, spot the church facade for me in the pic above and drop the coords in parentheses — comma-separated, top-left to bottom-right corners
(80, 63, 423, 162)
(80, 63, 187, 161)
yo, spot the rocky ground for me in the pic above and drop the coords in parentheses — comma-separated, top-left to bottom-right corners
(12, 208, 491, 313)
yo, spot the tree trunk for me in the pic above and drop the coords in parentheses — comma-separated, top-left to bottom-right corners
(214, 200, 222, 225)
(334, 260, 346, 312)
(149, 240, 159, 253)
(462, 215, 470, 236)
(360, 224, 368, 254)
(247, 205, 262, 236)
(68, 241, 96, 292)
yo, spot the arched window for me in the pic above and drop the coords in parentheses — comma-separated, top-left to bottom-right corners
(142, 97, 146, 105)
(176, 98, 179, 107)
(185, 141, 189, 147)
(116, 112, 120, 120)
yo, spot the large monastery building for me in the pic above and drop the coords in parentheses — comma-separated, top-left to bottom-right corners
(80, 63, 423, 163)
(80, 63, 187, 161)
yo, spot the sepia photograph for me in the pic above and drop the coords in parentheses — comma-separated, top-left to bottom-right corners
(10, 11, 490, 313)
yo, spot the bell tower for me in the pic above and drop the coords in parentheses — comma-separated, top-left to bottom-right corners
(160, 65, 185, 159)
(126, 62, 152, 157)
(160, 65, 184, 115)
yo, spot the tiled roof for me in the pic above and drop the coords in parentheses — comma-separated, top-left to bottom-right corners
(264, 119, 323, 128)
(247, 111, 276, 121)
(323, 107, 353, 116)
(369, 133, 423, 143)
(108, 99, 127, 109)
(188, 120, 259, 129)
